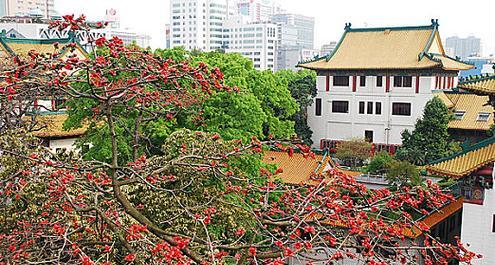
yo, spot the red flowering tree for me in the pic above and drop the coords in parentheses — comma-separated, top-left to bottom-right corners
(0, 15, 480, 264)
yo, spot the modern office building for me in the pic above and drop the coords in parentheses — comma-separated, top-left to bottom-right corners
(320, 42, 337, 57)
(0, 0, 55, 18)
(446, 36, 482, 60)
(223, 17, 277, 70)
(276, 46, 318, 71)
(169, 0, 228, 51)
(0, 14, 152, 49)
(233, 0, 282, 22)
(271, 13, 314, 50)
(299, 21, 473, 149)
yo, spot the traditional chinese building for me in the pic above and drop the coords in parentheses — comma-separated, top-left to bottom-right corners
(298, 20, 473, 150)
(427, 135, 495, 265)
(264, 150, 464, 265)
(0, 32, 88, 151)
(434, 91, 494, 144)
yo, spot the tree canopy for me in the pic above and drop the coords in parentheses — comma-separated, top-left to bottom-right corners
(396, 97, 459, 165)
(0, 15, 480, 265)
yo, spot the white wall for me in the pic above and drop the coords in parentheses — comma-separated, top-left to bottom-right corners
(461, 166, 495, 265)
(308, 75, 437, 148)
(48, 138, 77, 152)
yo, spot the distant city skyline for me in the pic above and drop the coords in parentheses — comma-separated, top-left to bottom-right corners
(55, 0, 495, 55)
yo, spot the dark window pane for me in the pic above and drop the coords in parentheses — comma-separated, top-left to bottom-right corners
(365, 130, 373, 142)
(367, 102, 373, 114)
(393, 76, 402, 87)
(315, 98, 322, 116)
(392, 103, 411, 116)
(375, 102, 382, 115)
(360, 76, 366, 87)
(359, 101, 365, 114)
(333, 76, 349, 86)
(332, 101, 349, 113)
(403, 76, 413, 87)
(493, 215, 495, 233)
(376, 76, 383, 87)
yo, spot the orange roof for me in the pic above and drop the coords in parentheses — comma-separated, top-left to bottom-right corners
(458, 75, 495, 96)
(28, 114, 87, 138)
(262, 150, 330, 184)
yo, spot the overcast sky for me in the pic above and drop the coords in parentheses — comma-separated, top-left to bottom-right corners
(56, 0, 495, 55)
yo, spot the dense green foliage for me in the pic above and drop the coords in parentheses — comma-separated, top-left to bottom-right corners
(66, 47, 316, 163)
(276, 70, 317, 145)
(334, 138, 372, 167)
(396, 97, 459, 165)
(367, 151, 394, 175)
(385, 159, 421, 186)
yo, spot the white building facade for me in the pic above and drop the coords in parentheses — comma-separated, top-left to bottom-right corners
(0, 0, 55, 18)
(299, 21, 473, 149)
(169, 0, 227, 51)
(223, 18, 277, 70)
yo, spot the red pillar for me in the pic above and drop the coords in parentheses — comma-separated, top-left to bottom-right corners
(326, 75, 330, 91)
(415, 75, 420, 93)
(352, 76, 357, 92)
(385, 76, 390, 92)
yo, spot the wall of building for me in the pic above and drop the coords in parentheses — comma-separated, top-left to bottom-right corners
(307, 74, 457, 148)
(48, 138, 77, 152)
(461, 165, 495, 265)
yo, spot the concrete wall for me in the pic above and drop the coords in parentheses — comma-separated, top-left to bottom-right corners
(308, 74, 454, 148)
(461, 165, 495, 265)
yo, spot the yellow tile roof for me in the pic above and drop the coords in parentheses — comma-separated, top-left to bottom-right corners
(427, 137, 495, 178)
(0, 37, 88, 58)
(445, 92, 494, 131)
(433, 91, 454, 108)
(298, 24, 473, 71)
(262, 150, 330, 184)
(28, 114, 87, 138)
(458, 75, 495, 96)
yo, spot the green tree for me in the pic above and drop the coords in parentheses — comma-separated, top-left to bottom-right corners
(276, 70, 317, 145)
(385, 159, 421, 186)
(334, 138, 372, 167)
(396, 97, 457, 165)
(367, 151, 394, 175)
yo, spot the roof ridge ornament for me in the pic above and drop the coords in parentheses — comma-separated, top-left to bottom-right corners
(344, 23, 352, 31)
(431, 19, 439, 27)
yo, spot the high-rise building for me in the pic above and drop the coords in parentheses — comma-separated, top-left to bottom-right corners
(320, 42, 337, 57)
(169, 0, 227, 51)
(446, 36, 482, 60)
(233, 0, 282, 22)
(0, 0, 55, 19)
(165, 24, 171, 48)
(271, 13, 314, 50)
(223, 17, 277, 70)
(271, 13, 314, 71)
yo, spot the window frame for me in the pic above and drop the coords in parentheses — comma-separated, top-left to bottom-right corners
(375, 102, 382, 115)
(331, 100, 349, 113)
(477, 112, 491, 122)
(333, 76, 350, 87)
(367, 102, 373, 114)
(359, 101, 365, 114)
(392, 102, 412, 116)
(360, 76, 366, 87)
(393, 76, 413, 88)
(315, 98, 322, 116)
(454, 110, 466, 120)
(376, 76, 383, 87)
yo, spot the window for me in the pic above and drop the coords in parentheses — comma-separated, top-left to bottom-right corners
(359, 102, 365, 114)
(54, 98, 66, 110)
(367, 102, 373, 114)
(376, 76, 383, 87)
(394, 76, 413, 87)
(375, 102, 382, 115)
(365, 130, 374, 143)
(477, 112, 491, 122)
(315, 98, 322, 116)
(333, 76, 349, 87)
(360, 76, 366, 87)
(332, 101, 349, 113)
(454, 110, 466, 120)
(392, 103, 412, 116)
(493, 215, 495, 233)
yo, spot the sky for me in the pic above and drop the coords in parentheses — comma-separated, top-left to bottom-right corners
(56, 0, 495, 56)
